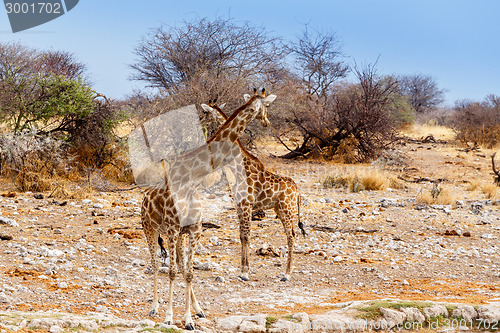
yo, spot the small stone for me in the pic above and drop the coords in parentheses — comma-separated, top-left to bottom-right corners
(0, 292, 12, 304)
(402, 279, 410, 285)
(215, 276, 225, 283)
(93, 203, 104, 209)
(95, 304, 107, 313)
(81, 199, 92, 205)
(0, 216, 19, 227)
(34, 193, 44, 199)
(57, 282, 68, 289)
(333, 255, 343, 263)
(49, 325, 62, 333)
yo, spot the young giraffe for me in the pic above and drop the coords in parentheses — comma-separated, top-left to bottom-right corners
(200, 100, 305, 282)
(141, 89, 276, 330)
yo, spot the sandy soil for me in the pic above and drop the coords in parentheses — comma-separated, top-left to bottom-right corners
(0, 139, 499, 329)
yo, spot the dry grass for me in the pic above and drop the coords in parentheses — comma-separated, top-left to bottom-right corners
(403, 122, 455, 141)
(323, 169, 402, 192)
(416, 185, 456, 206)
(466, 179, 499, 199)
(466, 179, 482, 192)
(481, 182, 498, 199)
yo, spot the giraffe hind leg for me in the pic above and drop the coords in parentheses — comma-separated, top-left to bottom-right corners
(276, 207, 296, 282)
(144, 227, 160, 317)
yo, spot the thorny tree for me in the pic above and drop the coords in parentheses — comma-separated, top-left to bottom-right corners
(130, 17, 284, 112)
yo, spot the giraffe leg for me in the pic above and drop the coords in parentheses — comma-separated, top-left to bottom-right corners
(237, 204, 252, 281)
(276, 207, 296, 282)
(144, 227, 160, 317)
(188, 227, 205, 318)
(183, 228, 203, 330)
(165, 236, 177, 325)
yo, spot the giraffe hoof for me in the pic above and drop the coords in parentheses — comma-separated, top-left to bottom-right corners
(238, 275, 249, 281)
(185, 323, 195, 330)
(280, 276, 290, 282)
(195, 312, 206, 318)
(149, 310, 158, 317)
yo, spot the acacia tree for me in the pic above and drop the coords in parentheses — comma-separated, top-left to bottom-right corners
(398, 73, 445, 114)
(0, 42, 94, 134)
(130, 17, 284, 112)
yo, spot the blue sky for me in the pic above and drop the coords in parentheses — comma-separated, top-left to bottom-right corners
(1, 0, 499, 106)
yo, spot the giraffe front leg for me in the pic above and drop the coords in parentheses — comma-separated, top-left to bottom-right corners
(183, 230, 202, 330)
(165, 241, 177, 325)
(238, 205, 252, 281)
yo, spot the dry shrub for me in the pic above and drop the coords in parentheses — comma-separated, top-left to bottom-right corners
(452, 95, 500, 148)
(416, 184, 456, 206)
(0, 131, 75, 192)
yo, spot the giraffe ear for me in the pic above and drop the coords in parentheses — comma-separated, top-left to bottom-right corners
(201, 104, 213, 112)
(263, 94, 277, 103)
(243, 94, 252, 102)
(219, 103, 226, 110)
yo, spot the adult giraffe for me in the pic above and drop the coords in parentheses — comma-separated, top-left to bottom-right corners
(140, 89, 276, 330)
(200, 100, 305, 282)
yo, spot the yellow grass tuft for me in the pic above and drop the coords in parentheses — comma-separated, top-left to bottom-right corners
(466, 179, 482, 192)
(416, 185, 456, 206)
(481, 182, 498, 199)
(323, 169, 401, 192)
(403, 122, 455, 141)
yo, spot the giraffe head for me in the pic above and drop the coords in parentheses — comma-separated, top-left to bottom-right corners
(200, 99, 226, 128)
(243, 88, 276, 127)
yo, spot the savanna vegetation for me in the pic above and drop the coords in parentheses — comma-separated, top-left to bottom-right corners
(0, 17, 498, 194)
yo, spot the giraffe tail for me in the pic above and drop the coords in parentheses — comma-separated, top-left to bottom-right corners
(298, 194, 307, 237)
(158, 235, 168, 258)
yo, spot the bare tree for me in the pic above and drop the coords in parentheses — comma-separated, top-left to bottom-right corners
(40, 50, 88, 81)
(287, 27, 348, 101)
(130, 17, 284, 107)
(398, 73, 445, 114)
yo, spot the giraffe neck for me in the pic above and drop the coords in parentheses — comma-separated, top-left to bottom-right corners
(207, 96, 259, 145)
(210, 105, 259, 162)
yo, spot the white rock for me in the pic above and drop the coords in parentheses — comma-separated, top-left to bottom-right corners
(292, 312, 310, 323)
(477, 305, 500, 322)
(95, 304, 108, 313)
(0, 216, 18, 227)
(216, 316, 245, 331)
(57, 282, 68, 289)
(380, 307, 406, 327)
(239, 314, 267, 333)
(401, 307, 425, 323)
(81, 199, 92, 205)
(0, 292, 12, 304)
(93, 203, 104, 209)
(333, 256, 343, 263)
(452, 305, 477, 322)
(49, 325, 62, 333)
(423, 304, 448, 320)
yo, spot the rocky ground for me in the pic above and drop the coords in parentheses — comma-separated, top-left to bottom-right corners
(0, 139, 500, 332)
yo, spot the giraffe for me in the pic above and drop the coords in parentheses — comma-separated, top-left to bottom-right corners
(140, 89, 276, 330)
(200, 99, 306, 282)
